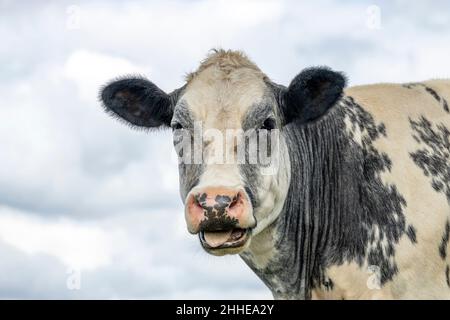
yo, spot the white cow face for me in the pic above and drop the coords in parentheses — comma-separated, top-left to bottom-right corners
(100, 50, 346, 255)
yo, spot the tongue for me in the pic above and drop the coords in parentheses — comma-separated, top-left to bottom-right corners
(203, 230, 233, 248)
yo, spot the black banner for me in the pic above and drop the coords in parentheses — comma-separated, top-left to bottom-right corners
(0, 300, 447, 318)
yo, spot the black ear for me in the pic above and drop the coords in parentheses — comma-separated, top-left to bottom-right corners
(281, 67, 346, 125)
(100, 77, 174, 128)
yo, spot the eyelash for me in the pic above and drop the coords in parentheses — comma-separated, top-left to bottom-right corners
(260, 118, 276, 130)
(171, 122, 183, 130)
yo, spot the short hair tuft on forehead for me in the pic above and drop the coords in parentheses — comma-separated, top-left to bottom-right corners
(185, 48, 268, 83)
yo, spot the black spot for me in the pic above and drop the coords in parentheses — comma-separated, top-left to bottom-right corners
(443, 100, 449, 113)
(446, 265, 450, 288)
(439, 220, 450, 260)
(215, 195, 232, 207)
(196, 193, 239, 231)
(386, 243, 395, 257)
(406, 225, 418, 244)
(377, 123, 387, 137)
(323, 278, 334, 291)
(367, 244, 398, 284)
(410, 117, 450, 261)
(328, 97, 408, 280)
(410, 116, 450, 202)
(403, 83, 423, 89)
(198, 192, 207, 203)
(403, 83, 450, 114)
(244, 95, 408, 299)
(424, 86, 441, 103)
(432, 180, 445, 192)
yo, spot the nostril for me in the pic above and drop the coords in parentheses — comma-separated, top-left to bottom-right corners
(193, 196, 203, 210)
(229, 193, 240, 209)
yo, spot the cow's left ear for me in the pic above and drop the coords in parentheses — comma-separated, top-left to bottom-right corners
(281, 67, 346, 125)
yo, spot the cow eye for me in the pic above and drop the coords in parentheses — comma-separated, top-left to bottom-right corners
(260, 118, 276, 130)
(171, 122, 183, 130)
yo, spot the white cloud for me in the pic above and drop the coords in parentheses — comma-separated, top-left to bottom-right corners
(0, 206, 112, 270)
(0, 205, 270, 298)
(0, 49, 179, 216)
(64, 50, 146, 101)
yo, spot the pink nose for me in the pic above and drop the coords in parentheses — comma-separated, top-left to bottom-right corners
(185, 187, 252, 234)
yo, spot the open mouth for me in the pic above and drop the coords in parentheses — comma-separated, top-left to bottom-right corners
(199, 228, 251, 250)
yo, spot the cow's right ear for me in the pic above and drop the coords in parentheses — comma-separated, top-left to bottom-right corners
(280, 67, 346, 125)
(100, 77, 174, 129)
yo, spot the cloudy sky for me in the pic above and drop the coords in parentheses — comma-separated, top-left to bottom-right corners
(0, 0, 449, 299)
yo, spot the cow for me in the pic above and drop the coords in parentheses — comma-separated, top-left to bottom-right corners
(100, 49, 450, 299)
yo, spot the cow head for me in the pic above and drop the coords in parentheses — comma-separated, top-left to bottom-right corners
(100, 50, 345, 256)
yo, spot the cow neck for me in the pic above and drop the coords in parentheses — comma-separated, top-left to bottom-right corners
(244, 104, 363, 299)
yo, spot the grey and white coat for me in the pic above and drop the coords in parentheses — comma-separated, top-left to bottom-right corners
(100, 50, 450, 299)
